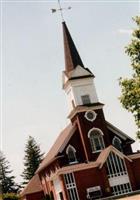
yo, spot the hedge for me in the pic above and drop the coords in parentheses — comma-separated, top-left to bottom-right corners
(1, 193, 19, 200)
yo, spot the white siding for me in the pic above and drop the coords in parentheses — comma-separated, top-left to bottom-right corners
(53, 178, 63, 200)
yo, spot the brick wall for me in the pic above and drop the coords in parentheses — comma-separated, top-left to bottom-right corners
(131, 158, 140, 190)
(74, 166, 110, 200)
(25, 191, 44, 200)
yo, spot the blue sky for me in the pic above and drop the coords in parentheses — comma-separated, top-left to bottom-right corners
(1, 0, 140, 183)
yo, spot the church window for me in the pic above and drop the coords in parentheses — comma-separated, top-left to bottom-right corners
(112, 137, 123, 152)
(85, 110, 97, 122)
(88, 128, 105, 152)
(64, 173, 79, 200)
(66, 145, 78, 164)
(81, 95, 91, 105)
(106, 152, 132, 196)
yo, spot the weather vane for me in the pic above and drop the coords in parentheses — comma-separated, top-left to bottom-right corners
(51, 0, 71, 21)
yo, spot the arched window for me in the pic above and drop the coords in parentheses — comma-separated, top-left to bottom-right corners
(88, 128, 105, 152)
(66, 145, 78, 164)
(112, 136, 123, 152)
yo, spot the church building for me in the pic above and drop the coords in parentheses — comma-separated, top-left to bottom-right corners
(21, 21, 140, 200)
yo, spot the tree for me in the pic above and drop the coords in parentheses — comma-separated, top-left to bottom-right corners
(22, 136, 44, 184)
(119, 16, 140, 138)
(0, 151, 18, 194)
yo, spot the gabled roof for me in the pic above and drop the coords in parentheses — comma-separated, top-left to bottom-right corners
(128, 153, 140, 160)
(36, 123, 77, 173)
(20, 174, 42, 197)
(36, 120, 134, 174)
(106, 121, 135, 143)
(45, 146, 132, 180)
(58, 146, 132, 173)
(62, 21, 84, 72)
(97, 145, 132, 169)
(58, 161, 99, 174)
(49, 161, 100, 180)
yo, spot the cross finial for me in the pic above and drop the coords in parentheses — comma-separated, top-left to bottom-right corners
(51, 0, 71, 22)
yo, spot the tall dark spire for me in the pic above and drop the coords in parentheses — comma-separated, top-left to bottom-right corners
(62, 21, 84, 72)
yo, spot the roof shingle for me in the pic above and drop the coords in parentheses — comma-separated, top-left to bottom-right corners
(20, 174, 42, 197)
(36, 123, 76, 173)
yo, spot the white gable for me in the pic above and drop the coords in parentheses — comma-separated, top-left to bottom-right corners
(98, 146, 132, 169)
(62, 66, 98, 112)
(69, 65, 92, 78)
(62, 66, 93, 89)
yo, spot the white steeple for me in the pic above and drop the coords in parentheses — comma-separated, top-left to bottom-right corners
(62, 22, 99, 112)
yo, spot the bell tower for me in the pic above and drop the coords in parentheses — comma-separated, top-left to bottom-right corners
(62, 22, 99, 112)
(61, 21, 108, 162)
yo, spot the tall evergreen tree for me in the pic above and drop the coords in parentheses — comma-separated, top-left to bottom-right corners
(22, 136, 44, 184)
(119, 16, 140, 138)
(0, 151, 18, 194)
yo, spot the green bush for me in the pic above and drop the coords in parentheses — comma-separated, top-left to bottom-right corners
(2, 193, 19, 200)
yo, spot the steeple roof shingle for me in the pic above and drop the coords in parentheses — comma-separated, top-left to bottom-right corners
(62, 21, 84, 72)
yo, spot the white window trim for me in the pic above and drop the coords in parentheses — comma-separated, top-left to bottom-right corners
(84, 110, 97, 122)
(112, 136, 123, 152)
(92, 149, 102, 154)
(66, 145, 78, 164)
(66, 144, 76, 154)
(112, 136, 122, 145)
(88, 128, 105, 153)
(86, 186, 102, 199)
(88, 128, 104, 138)
(64, 173, 79, 200)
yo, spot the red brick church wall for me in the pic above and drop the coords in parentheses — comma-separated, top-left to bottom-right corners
(130, 158, 140, 190)
(74, 166, 110, 200)
(73, 110, 113, 162)
(25, 191, 44, 200)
